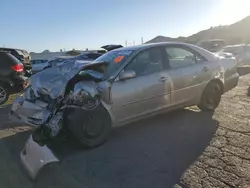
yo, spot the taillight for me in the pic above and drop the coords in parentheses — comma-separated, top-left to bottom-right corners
(11, 64, 23, 72)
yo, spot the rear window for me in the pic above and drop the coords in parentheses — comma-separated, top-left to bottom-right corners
(0, 52, 21, 66)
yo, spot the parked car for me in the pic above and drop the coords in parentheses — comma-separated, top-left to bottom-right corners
(219, 44, 250, 66)
(101, 44, 123, 51)
(0, 52, 27, 104)
(0, 48, 32, 76)
(43, 46, 123, 70)
(11, 42, 239, 145)
(44, 52, 103, 69)
(30, 59, 49, 74)
(197, 39, 226, 52)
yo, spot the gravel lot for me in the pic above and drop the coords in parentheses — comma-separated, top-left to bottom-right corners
(0, 68, 249, 188)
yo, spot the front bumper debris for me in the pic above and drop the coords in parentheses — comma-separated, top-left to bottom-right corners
(20, 135, 59, 180)
(10, 96, 51, 127)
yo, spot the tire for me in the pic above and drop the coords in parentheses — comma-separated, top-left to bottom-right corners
(247, 86, 250, 96)
(0, 85, 9, 105)
(66, 105, 112, 148)
(197, 81, 222, 111)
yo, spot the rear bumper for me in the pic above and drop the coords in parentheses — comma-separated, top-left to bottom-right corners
(224, 73, 239, 93)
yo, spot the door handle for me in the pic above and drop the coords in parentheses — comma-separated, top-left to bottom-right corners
(202, 67, 209, 72)
(158, 76, 168, 82)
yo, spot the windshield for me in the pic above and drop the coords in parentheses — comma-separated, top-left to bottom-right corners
(93, 50, 134, 79)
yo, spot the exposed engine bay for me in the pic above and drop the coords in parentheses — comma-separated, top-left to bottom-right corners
(11, 61, 111, 146)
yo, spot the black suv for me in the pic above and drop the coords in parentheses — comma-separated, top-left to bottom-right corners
(0, 48, 32, 76)
(0, 52, 27, 104)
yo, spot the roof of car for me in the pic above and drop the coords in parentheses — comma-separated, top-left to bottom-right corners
(224, 44, 246, 48)
(112, 42, 198, 51)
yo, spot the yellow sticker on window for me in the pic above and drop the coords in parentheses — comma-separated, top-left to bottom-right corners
(114, 56, 124, 63)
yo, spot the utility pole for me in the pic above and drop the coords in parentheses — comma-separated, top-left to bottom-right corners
(133, 40, 135, 45)
(141, 37, 144, 44)
(125, 40, 127, 47)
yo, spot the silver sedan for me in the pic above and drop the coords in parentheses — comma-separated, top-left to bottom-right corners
(10, 42, 239, 179)
(11, 42, 239, 147)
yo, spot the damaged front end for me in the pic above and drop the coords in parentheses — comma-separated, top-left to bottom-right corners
(10, 61, 108, 179)
(11, 61, 105, 144)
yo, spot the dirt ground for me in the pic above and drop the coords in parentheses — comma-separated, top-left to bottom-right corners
(0, 67, 250, 188)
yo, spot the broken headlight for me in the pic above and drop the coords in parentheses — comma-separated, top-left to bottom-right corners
(70, 89, 100, 110)
(68, 81, 100, 110)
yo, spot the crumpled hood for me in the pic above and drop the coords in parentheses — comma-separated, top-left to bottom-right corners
(30, 60, 94, 98)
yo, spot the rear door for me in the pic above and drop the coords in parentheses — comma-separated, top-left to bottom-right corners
(111, 47, 171, 123)
(164, 45, 211, 106)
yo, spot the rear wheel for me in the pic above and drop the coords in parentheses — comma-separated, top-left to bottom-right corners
(197, 82, 222, 111)
(67, 105, 112, 148)
(0, 85, 9, 105)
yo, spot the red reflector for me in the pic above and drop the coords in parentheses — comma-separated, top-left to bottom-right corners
(11, 64, 23, 72)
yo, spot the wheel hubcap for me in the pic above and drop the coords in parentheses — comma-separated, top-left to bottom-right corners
(0, 87, 7, 104)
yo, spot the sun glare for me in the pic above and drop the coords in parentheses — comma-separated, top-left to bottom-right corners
(216, 0, 250, 25)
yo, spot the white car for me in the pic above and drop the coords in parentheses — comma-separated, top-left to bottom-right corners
(30, 59, 49, 74)
(219, 44, 250, 66)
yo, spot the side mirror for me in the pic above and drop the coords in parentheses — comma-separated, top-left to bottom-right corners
(119, 70, 136, 81)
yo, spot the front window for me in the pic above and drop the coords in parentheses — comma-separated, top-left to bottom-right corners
(93, 50, 134, 79)
(124, 48, 163, 76)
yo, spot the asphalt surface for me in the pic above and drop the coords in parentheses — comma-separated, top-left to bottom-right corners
(0, 67, 250, 188)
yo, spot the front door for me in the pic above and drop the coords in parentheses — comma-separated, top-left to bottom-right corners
(111, 47, 171, 123)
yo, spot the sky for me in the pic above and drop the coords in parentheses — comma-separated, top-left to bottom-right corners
(0, 0, 250, 52)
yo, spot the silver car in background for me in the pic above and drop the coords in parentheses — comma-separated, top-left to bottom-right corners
(219, 44, 250, 66)
(47, 52, 103, 68)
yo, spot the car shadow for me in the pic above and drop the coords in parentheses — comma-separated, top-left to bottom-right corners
(46, 108, 219, 188)
(237, 66, 250, 76)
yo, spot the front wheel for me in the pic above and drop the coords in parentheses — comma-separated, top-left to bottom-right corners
(66, 105, 112, 148)
(0, 85, 9, 105)
(197, 82, 222, 111)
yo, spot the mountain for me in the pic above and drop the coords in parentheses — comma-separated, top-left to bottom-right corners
(146, 15, 250, 45)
